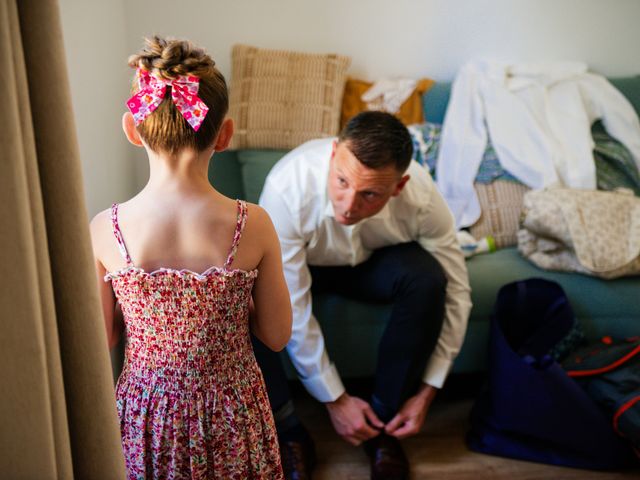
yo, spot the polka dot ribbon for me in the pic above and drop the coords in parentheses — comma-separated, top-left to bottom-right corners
(126, 68, 209, 131)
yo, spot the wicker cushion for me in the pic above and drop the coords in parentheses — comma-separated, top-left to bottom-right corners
(470, 180, 531, 248)
(229, 44, 350, 150)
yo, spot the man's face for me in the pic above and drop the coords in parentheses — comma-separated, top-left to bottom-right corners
(327, 141, 409, 226)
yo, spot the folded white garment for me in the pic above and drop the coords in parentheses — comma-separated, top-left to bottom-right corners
(361, 77, 417, 114)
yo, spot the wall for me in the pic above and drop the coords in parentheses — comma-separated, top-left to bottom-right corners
(123, 0, 640, 81)
(60, 0, 640, 213)
(59, 0, 137, 218)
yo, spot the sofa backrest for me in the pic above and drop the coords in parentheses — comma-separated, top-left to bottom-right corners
(422, 82, 451, 124)
(609, 75, 640, 117)
(420, 75, 640, 124)
(211, 75, 640, 202)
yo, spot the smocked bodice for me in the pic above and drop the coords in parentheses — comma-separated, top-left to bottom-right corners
(108, 266, 257, 391)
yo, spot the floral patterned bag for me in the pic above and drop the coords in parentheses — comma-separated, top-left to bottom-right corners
(517, 187, 640, 279)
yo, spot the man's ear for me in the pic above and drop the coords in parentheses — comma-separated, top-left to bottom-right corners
(213, 118, 234, 152)
(122, 112, 143, 147)
(392, 174, 410, 196)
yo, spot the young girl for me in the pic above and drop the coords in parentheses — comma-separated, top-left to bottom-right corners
(90, 36, 291, 479)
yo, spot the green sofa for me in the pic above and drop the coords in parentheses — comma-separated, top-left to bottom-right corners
(209, 76, 640, 377)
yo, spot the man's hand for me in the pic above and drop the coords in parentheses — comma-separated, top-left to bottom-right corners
(325, 392, 384, 446)
(385, 383, 437, 439)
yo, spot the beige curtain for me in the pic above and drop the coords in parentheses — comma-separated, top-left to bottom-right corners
(0, 0, 126, 478)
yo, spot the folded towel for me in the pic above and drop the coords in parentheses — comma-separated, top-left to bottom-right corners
(361, 77, 417, 114)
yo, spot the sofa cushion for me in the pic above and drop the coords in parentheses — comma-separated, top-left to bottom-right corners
(466, 248, 640, 339)
(236, 150, 286, 203)
(228, 44, 350, 150)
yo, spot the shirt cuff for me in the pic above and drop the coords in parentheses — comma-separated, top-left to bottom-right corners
(421, 354, 454, 389)
(299, 363, 346, 402)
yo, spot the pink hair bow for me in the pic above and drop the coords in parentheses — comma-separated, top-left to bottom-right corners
(126, 68, 209, 131)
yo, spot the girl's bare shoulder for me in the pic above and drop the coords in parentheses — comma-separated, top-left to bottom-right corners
(89, 208, 112, 245)
(244, 202, 276, 234)
(88, 207, 117, 267)
(242, 202, 281, 258)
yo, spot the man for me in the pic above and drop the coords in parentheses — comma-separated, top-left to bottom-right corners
(256, 111, 472, 479)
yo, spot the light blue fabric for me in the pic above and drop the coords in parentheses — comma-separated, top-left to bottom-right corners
(408, 122, 520, 184)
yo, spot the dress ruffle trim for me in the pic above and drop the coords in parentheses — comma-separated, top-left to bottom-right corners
(104, 265, 258, 282)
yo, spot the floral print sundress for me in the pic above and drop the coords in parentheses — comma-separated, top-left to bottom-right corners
(106, 200, 283, 479)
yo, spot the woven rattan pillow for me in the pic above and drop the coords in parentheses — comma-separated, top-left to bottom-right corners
(470, 180, 531, 248)
(229, 44, 351, 150)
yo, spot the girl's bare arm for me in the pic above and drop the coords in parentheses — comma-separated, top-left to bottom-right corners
(90, 212, 123, 349)
(249, 206, 292, 351)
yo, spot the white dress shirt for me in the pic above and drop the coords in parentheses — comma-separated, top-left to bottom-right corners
(259, 138, 472, 402)
(437, 59, 640, 228)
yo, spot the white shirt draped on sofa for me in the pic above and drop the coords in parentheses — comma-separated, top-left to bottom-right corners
(436, 59, 640, 228)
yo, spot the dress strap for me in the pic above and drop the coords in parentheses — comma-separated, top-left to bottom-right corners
(110, 203, 133, 266)
(224, 200, 248, 269)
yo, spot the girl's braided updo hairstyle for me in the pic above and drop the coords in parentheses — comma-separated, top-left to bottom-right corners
(128, 36, 228, 153)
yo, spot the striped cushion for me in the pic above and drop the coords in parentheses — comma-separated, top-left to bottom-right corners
(470, 181, 531, 248)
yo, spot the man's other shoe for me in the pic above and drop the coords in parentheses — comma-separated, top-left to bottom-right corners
(279, 435, 317, 480)
(363, 433, 409, 480)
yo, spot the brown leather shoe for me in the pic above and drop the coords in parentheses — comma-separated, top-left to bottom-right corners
(279, 437, 317, 480)
(364, 433, 409, 480)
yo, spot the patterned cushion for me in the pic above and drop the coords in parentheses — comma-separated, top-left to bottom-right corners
(228, 44, 350, 150)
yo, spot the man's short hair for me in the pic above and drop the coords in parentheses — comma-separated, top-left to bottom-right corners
(338, 111, 413, 172)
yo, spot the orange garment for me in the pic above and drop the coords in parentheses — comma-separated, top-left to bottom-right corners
(340, 77, 434, 129)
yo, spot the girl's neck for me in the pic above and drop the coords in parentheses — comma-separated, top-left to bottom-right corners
(143, 147, 213, 194)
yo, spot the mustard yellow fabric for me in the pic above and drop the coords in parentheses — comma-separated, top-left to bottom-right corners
(340, 77, 435, 130)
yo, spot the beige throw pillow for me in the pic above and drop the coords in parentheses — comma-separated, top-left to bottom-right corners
(229, 44, 351, 150)
(470, 180, 531, 248)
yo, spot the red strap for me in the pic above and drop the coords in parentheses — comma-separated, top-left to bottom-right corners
(567, 345, 640, 377)
(613, 395, 640, 437)
(224, 200, 247, 269)
(110, 203, 133, 266)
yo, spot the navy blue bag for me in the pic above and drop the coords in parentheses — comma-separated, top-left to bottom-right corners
(467, 278, 637, 469)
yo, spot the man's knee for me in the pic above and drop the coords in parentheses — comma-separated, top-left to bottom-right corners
(392, 245, 447, 301)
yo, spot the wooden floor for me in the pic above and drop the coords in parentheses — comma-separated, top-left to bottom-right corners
(292, 376, 639, 480)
